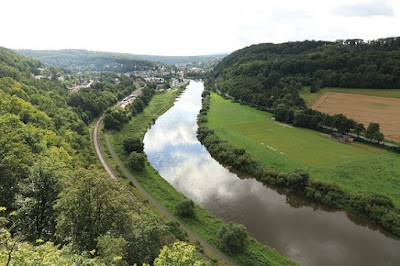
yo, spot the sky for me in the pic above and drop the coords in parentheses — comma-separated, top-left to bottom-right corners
(1, 0, 400, 56)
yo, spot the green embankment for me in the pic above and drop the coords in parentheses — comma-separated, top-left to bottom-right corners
(207, 92, 400, 206)
(105, 91, 295, 265)
(300, 87, 400, 107)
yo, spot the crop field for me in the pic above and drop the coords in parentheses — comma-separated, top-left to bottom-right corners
(312, 92, 400, 142)
(300, 87, 400, 107)
(207, 93, 400, 205)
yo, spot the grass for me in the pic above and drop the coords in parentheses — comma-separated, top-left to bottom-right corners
(105, 90, 295, 266)
(207, 92, 400, 206)
(300, 87, 400, 107)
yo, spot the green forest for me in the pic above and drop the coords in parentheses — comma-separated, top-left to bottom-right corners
(17, 48, 227, 67)
(0, 47, 206, 265)
(16, 49, 158, 73)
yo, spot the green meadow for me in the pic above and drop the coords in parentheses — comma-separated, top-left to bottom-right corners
(207, 92, 400, 205)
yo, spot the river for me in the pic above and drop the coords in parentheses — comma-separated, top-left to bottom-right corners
(143, 80, 400, 266)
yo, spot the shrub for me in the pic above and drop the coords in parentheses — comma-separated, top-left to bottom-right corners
(123, 137, 144, 153)
(217, 222, 248, 254)
(176, 200, 195, 218)
(128, 151, 146, 171)
(305, 180, 347, 208)
(166, 221, 188, 241)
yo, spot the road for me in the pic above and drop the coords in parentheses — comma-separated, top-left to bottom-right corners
(91, 91, 236, 266)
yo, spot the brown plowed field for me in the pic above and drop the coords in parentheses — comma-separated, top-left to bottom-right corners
(312, 92, 400, 142)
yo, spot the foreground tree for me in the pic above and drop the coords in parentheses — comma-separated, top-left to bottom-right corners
(154, 241, 208, 266)
(16, 157, 67, 241)
(55, 167, 130, 251)
(97, 234, 128, 265)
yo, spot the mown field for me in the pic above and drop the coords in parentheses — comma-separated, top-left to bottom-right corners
(207, 92, 400, 206)
(300, 87, 400, 107)
(311, 92, 400, 142)
(106, 90, 295, 266)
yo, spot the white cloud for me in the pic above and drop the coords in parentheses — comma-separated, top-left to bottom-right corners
(0, 0, 399, 55)
(333, 0, 395, 17)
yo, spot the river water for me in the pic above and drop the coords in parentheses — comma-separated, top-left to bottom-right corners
(143, 80, 400, 266)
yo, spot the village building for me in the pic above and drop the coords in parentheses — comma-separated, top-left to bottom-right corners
(329, 132, 354, 143)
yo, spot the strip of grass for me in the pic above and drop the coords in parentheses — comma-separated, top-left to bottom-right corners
(300, 87, 400, 107)
(207, 92, 400, 206)
(107, 90, 295, 266)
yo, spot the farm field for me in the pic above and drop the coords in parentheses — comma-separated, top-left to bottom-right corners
(312, 92, 400, 142)
(207, 92, 400, 205)
(300, 87, 400, 107)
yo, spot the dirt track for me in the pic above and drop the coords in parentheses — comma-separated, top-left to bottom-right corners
(92, 90, 235, 265)
(312, 92, 400, 142)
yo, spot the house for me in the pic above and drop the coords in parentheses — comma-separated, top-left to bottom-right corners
(330, 133, 354, 143)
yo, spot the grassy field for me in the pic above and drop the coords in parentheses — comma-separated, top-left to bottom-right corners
(105, 90, 295, 266)
(207, 92, 400, 206)
(300, 87, 400, 107)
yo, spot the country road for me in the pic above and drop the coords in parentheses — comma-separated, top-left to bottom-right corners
(91, 89, 236, 266)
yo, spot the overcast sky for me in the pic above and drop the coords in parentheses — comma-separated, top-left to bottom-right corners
(1, 0, 399, 56)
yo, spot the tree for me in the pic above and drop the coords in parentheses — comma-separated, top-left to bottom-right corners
(310, 79, 321, 93)
(353, 123, 365, 137)
(103, 113, 121, 130)
(16, 157, 66, 241)
(274, 104, 288, 122)
(55, 167, 130, 251)
(123, 137, 144, 153)
(122, 211, 168, 264)
(332, 114, 354, 133)
(128, 152, 146, 171)
(176, 200, 195, 218)
(366, 122, 384, 142)
(217, 222, 248, 254)
(154, 241, 208, 266)
(373, 131, 384, 144)
(97, 234, 127, 265)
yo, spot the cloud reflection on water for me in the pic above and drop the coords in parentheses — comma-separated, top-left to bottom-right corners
(143, 80, 400, 266)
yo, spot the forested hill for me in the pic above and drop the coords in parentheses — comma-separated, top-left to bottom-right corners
(16, 48, 227, 68)
(16, 49, 159, 72)
(0, 47, 44, 77)
(210, 37, 400, 109)
(124, 53, 228, 66)
(0, 47, 195, 265)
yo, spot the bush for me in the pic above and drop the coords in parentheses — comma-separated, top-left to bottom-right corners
(217, 222, 248, 254)
(350, 192, 395, 222)
(128, 151, 146, 171)
(350, 192, 394, 213)
(123, 137, 144, 153)
(305, 180, 347, 208)
(380, 211, 400, 235)
(166, 221, 188, 241)
(176, 200, 195, 218)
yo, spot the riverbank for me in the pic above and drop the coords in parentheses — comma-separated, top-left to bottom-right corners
(199, 89, 400, 237)
(103, 87, 296, 265)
